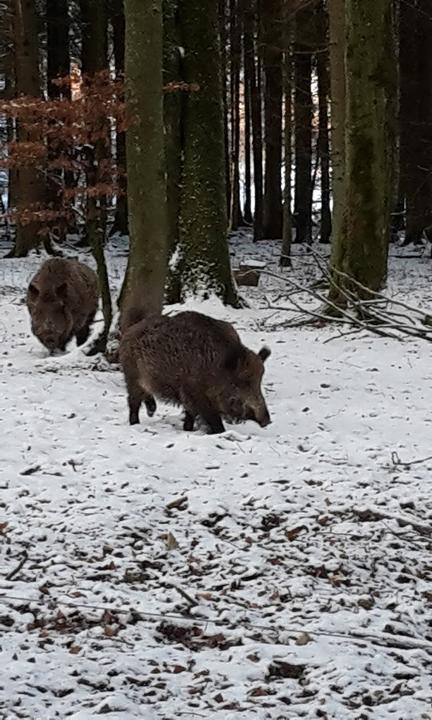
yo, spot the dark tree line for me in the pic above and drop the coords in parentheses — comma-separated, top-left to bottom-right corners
(0, 0, 422, 316)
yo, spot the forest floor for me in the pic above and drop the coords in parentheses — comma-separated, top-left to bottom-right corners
(0, 235, 432, 720)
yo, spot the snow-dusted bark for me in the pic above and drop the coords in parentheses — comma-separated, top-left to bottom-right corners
(122, 0, 168, 314)
(330, 0, 397, 296)
(174, 0, 239, 306)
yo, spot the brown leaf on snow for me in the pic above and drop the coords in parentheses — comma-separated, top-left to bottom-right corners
(268, 661, 306, 679)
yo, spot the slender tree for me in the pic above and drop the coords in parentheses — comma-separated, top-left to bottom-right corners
(110, 0, 128, 237)
(330, 0, 397, 296)
(244, 1, 263, 241)
(328, 0, 345, 248)
(262, 0, 283, 239)
(122, 0, 168, 313)
(280, 12, 293, 267)
(174, 0, 238, 304)
(229, 0, 244, 230)
(316, 1, 331, 244)
(293, 4, 313, 244)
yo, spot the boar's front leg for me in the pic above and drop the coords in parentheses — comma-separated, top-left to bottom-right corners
(76, 313, 95, 346)
(183, 410, 196, 431)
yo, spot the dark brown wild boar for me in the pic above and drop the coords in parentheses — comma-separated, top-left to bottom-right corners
(26, 258, 99, 352)
(119, 309, 271, 434)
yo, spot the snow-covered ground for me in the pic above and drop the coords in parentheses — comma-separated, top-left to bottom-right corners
(1, 237, 432, 719)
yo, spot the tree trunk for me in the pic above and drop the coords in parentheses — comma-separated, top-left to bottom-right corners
(328, 0, 345, 249)
(12, 0, 44, 257)
(229, 0, 244, 231)
(243, 9, 253, 225)
(244, 2, 263, 241)
(280, 14, 293, 267)
(122, 0, 168, 313)
(80, 0, 112, 350)
(175, 0, 239, 305)
(110, 0, 128, 237)
(317, 2, 331, 244)
(400, 0, 432, 245)
(330, 0, 396, 297)
(262, 0, 283, 239)
(46, 0, 70, 245)
(164, 0, 183, 304)
(219, 0, 231, 218)
(293, 5, 313, 245)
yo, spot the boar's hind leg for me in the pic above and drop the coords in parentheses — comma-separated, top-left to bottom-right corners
(183, 410, 196, 431)
(125, 374, 156, 425)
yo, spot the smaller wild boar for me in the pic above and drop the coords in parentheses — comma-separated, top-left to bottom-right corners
(26, 258, 99, 352)
(119, 309, 271, 434)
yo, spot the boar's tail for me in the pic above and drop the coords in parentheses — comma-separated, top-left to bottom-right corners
(120, 293, 160, 334)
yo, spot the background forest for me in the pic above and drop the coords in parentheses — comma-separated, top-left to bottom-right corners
(0, 2, 432, 719)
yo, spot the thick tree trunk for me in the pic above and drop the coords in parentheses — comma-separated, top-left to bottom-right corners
(175, 0, 239, 305)
(330, 0, 396, 297)
(244, 2, 263, 241)
(122, 0, 168, 313)
(328, 0, 345, 249)
(317, 3, 331, 244)
(12, 0, 44, 257)
(293, 6, 313, 245)
(261, 0, 283, 239)
(110, 0, 128, 237)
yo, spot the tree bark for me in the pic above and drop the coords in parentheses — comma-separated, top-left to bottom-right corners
(122, 0, 168, 313)
(261, 0, 283, 239)
(400, 0, 432, 245)
(80, 0, 112, 350)
(46, 0, 70, 245)
(244, 1, 263, 241)
(328, 0, 345, 250)
(229, 0, 244, 230)
(175, 0, 239, 305)
(110, 0, 128, 237)
(280, 15, 293, 267)
(293, 5, 313, 245)
(243, 9, 253, 225)
(164, 0, 183, 304)
(317, 2, 331, 244)
(330, 0, 396, 297)
(12, 0, 45, 257)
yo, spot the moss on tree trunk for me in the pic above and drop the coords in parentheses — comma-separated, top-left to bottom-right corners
(330, 0, 396, 297)
(175, 0, 239, 306)
(122, 0, 168, 314)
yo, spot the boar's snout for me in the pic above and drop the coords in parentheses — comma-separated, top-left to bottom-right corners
(258, 407, 271, 427)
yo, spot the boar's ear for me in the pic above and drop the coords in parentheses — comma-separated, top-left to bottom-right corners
(56, 282, 68, 300)
(225, 345, 247, 371)
(28, 283, 39, 299)
(258, 346, 271, 363)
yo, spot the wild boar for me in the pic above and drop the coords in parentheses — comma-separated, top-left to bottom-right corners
(26, 258, 99, 352)
(119, 308, 271, 434)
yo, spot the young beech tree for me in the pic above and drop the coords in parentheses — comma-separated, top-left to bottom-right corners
(121, 0, 168, 314)
(171, 0, 239, 306)
(330, 0, 396, 298)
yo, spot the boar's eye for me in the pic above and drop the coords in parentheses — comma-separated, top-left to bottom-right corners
(28, 283, 39, 299)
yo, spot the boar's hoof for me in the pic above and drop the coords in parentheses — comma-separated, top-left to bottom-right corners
(145, 397, 157, 417)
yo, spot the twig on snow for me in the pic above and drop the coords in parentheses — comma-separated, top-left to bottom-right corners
(5, 552, 29, 581)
